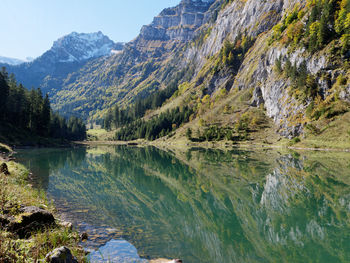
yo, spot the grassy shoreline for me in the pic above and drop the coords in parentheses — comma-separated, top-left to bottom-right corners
(0, 145, 86, 262)
(77, 137, 350, 153)
(85, 110, 350, 153)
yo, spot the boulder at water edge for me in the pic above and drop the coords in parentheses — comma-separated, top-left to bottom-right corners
(46, 246, 78, 263)
(8, 206, 55, 238)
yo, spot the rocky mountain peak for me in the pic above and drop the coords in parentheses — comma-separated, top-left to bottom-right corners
(138, 0, 215, 42)
(49, 31, 116, 63)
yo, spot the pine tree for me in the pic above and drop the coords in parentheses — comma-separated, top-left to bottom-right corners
(228, 52, 234, 66)
(104, 110, 112, 131)
(284, 57, 292, 76)
(0, 70, 9, 121)
(186, 128, 192, 140)
(41, 94, 51, 136)
(275, 56, 282, 74)
(17, 84, 29, 128)
(318, 11, 330, 47)
(1, 67, 8, 81)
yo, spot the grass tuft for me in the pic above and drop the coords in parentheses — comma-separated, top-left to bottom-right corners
(0, 147, 87, 262)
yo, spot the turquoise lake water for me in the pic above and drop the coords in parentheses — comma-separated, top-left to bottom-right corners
(16, 146, 350, 263)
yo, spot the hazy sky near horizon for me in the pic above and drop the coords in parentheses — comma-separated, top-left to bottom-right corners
(1, 0, 180, 60)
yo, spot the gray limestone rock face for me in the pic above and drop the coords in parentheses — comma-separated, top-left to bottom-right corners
(139, 0, 214, 41)
(179, 0, 348, 137)
(191, 0, 289, 61)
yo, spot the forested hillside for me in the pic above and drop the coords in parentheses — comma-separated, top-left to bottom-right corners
(97, 0, 350, 146)
(0, 32, 122, 119)
(0, 67, 86, 144)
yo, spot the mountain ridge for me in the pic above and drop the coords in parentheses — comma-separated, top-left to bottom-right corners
(0, 31, 123, 98)
(50, 31, 118, 63)
(2, 0, 350, 145)
(0, 56, 26, 65)
(49, 0, 219, 120)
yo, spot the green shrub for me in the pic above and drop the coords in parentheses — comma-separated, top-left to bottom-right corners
(289, 137, 301, 146)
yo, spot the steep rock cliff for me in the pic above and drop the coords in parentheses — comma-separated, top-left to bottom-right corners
(139, 0, 214, 41)
(167, 0, 349, 139)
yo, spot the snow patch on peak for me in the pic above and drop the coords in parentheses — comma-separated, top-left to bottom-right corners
(66, 31, 105, 42)
(51, 31, 116, 63)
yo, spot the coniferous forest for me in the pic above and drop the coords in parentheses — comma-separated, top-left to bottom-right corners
(0, 67, 86, 143)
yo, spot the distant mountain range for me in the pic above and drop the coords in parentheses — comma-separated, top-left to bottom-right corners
(0, 31, 124, 103)
(48, 31, 120, 63)
(0, 56, 30, 65)
(0, 0, 216, 120)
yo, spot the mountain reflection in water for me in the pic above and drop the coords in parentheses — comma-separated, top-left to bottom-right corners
(16, 146, 350, 263)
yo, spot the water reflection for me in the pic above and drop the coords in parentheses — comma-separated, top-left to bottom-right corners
(88, 240, 147, 263)
(16, 146, 350, 263)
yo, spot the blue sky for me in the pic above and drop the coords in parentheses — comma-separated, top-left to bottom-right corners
(1, 0, 180, 60)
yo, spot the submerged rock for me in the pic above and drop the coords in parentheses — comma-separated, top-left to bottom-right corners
(45, 246, 78, 263)
(8, 206, 55, 238)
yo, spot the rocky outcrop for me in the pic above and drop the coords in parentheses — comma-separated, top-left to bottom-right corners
(45, 247, 78, 263)
(178, 0, 349, 137)
(138, 0, 214, 42)
(7, 206, 55, 238)
(187, 0, 298, 66)
(233, 31, 349, 137)
(51, 31, 116, 63)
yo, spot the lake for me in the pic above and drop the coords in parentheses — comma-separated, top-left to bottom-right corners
(16, 146, 350, 263)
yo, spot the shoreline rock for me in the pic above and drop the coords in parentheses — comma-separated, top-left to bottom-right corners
(7, 206, 55, 238)
(45, 246, 78, 263)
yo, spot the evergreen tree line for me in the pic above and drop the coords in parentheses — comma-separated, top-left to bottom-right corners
(103, 81, 178, 130)
(272, 0, 350, 55)
(275, 57, 318, 101)
(115, 106, 193, 141)
(187, 126, 238, 142)
(0, 67, 86, 141)
(305, 0, 339, 52)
